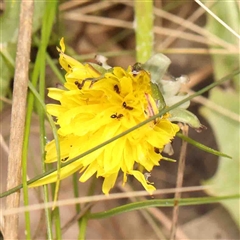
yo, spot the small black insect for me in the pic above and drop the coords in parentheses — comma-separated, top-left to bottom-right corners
(122, 102, 133, 110)
(154, 147, 161, 154)
(61, 157, 69, 162)
(131, 62, 143, 76)
(111, 113, 124, 119)
(114, 84, 120, 94)
(75, 81, 82, 89)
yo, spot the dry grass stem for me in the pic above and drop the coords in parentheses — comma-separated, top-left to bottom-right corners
(170, 125, 189, 240)
(59, 0, 89, 11)
(195, 0, 240, 39)
(4, 1, 34, 239)
(0, 96, 12, 105)
(153, 26, 208, 45)
(154, 6, 237, 51)
(61, 1, 116, 15)
(63, 13, 133, 28)
(3, 185, 211, 216)
(63, 13, 213, 46)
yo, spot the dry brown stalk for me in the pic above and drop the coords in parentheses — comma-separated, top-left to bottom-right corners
(4, 1, 34, 239)
(170, 125, 189, 240)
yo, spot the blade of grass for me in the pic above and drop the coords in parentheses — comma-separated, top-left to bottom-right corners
(88, 194, 240, 219)
(52, 196, 62, 240)
(38, 2, 60, 238)
(73, 173, 81, 231)
(78, 216, 88, 240)
(22, 2, 58, 239)
(176, 132, 232, 158)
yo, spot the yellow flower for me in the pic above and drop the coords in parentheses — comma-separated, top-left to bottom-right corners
(30, 38, 179, 194)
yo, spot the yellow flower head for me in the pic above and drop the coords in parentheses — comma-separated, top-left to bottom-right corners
(31, 38, 179, 194)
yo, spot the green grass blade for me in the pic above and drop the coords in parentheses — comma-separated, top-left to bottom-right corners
(78, 216, 88, 240)
(177, 132, 232, 159)
(89, 194, 240, 219)
(73, 173, 81, 231)
(22, 2, 58, 238)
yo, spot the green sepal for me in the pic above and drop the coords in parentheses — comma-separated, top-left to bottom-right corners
(142, 53, 171, 112)
(87, 62, 112, 75)
(177, 132, 232, 159)
(142, 53, 171, 84)
(169, 108, 203, 130)
(150, 82, 166, 111)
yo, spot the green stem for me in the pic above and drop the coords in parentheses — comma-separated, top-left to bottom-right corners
(73, 173, 81, 230)
(22, 111, 32, 240)
(134, 0, 154, 62)
(78, 216, 88, 240)
(38, 4, 53, 239)
(42, 3, 62, 238)
(22, 2, 58, 239)
(88, 194, 240, 219)
(53, 207, 62, 239)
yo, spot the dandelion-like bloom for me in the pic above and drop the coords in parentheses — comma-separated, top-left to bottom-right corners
(31, 39, 179, 194)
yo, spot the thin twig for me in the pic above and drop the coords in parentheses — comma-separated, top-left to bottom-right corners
(4, 1, 33, 239)
(170, 125, 189, 240)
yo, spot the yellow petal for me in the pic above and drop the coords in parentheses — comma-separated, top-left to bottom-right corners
(48, 88, 64, 101)
(29, 160, 82, 187)
(102, 172, 119, 194)
(79, 162, 98, 182)
(59, 37, 65, 52)
(130, 170, 156, 194)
